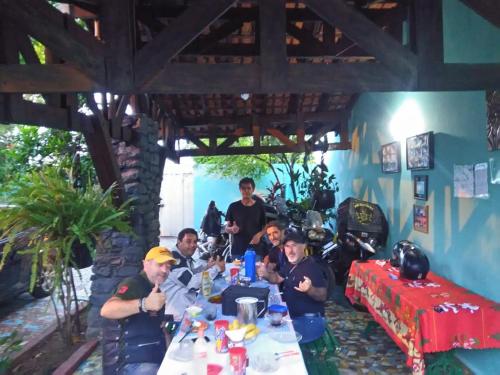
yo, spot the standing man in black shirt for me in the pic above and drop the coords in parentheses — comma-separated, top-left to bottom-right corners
(225, 177, 266, 258)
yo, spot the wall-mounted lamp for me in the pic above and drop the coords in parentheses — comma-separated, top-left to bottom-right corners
(389, 99, 425, 142)
(240, 93, 250, 101)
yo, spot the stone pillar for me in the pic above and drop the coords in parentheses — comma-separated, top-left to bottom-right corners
(86, 115, 163, 338)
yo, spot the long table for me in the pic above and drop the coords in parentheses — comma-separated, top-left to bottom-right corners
(158, 278, 308, 375)
(345, 260, 500, 374)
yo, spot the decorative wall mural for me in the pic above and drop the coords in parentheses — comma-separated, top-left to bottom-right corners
(487, 90, 500, 151)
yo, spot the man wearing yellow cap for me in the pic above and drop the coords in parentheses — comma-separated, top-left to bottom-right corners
(100, 246, 177, 375)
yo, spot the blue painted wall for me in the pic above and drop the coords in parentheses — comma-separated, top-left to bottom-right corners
(327, 1, 500, 372)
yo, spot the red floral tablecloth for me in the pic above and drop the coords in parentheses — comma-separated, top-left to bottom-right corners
(345, 260, 500, 374)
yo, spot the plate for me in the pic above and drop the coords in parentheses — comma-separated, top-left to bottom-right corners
(250, 352, 279, 373)
(269, 331, 302, 343)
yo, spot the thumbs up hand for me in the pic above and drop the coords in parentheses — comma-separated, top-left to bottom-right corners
(144, 282, 166, 311)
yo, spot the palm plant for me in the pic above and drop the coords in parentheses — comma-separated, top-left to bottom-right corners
(0, 167, 133, 343)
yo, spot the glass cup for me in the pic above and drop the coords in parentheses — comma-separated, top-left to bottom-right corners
(204, 303, 218, 321)
(270, 312, 283, 327)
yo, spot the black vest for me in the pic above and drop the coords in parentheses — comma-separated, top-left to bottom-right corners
(102, 274, 166, 374)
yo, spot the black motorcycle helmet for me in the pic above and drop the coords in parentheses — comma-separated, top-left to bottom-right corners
(400, 247, 430, 280)
(390, 240, 415, 267)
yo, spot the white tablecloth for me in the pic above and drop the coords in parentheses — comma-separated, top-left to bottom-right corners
(157, 277, 308, 375)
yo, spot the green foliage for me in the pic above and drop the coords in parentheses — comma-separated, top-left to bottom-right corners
(195, 154, 269, 180)
(298, 162, 339, 199)
(0, 126, 95, 200)
(0, 167, 133, 289)
(0, 167, 133, 343)
(0, 331, 22, 374)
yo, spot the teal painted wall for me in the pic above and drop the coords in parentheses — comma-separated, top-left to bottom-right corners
(330, 89, 500, 374)
(327, 3, 500, 372)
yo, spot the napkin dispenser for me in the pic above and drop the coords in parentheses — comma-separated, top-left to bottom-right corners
(221, 285, 269, 317)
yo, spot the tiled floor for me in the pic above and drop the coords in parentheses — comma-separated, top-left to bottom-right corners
(0, 267, 92, 349)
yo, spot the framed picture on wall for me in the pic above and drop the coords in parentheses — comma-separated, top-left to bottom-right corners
(406, 131, 434, 170)
(413, 205, 429, 233)
(381, 141, 401, 173)
(413, 175, 428, 200)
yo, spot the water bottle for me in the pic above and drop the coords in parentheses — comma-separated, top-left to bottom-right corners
(244, 247, 256, 282)
(193, 328, 208, 374)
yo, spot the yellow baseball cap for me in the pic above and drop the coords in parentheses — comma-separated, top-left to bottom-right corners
(145, 246, 178, 264)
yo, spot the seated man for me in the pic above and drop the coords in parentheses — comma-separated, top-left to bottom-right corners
(257, 230, 327, 318)
(263, 221, 289, 273)
(100, 246, 177, 375)
(163, 228, 225, 321)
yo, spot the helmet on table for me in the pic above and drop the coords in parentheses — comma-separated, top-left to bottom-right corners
(390, 240, 415, 267)
(400, 246, 430, 280)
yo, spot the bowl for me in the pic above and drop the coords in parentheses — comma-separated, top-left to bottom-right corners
(225, 327, 247, 343)
(186, 305, 202, 318)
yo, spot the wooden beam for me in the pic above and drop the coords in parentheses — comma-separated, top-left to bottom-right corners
(252, 117, 261, 148)
(180, 38, 372, 57)
(100, 0, 135, 92)
(1, 0, 104, 82)
(184, 19, 244, 55)
(178, 142, 351, 157)
(288, 63, 408, 93)
(459, 0, 500, 28)
(147, 62, 406, 93)
(414, 0, 443, 65)
(418, 63, 500, 91)
(259, 0, 287, 91)
(179, 110, 347, 127)
(296, 112, 305, 150)
(0, 96, 97, 134)
(15, 32, 55, 104)
(307, 123, 340, 146)
(0, 64, 101, 93)
(413, 0, 444, 90)
(302, 0, 417, 81)
(181, 128, 209, 151)
(112, 95, 131, 139)
(137, 5, 402, 23)
(134, 0, 237, 89)
(266, 128, 296, 147)
(83, 117, 126, 204)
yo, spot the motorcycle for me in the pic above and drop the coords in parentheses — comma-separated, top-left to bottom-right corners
(321, 197, 388, 288)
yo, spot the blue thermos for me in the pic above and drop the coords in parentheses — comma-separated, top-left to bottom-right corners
(244, 247, 256, 282)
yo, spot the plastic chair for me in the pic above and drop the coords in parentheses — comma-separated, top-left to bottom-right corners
(299, 324, 340, 375)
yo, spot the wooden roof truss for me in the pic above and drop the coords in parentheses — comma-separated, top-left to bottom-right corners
(1, 0, 499, 198)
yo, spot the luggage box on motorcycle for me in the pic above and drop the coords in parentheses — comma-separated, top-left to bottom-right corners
(221, 285, 269, 317)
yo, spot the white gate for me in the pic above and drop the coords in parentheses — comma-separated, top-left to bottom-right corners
(159, 159, 194, 237)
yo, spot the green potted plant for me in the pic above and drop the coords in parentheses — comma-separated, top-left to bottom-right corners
(299, 161, 339, 209)
(0, 166, 133, 343)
